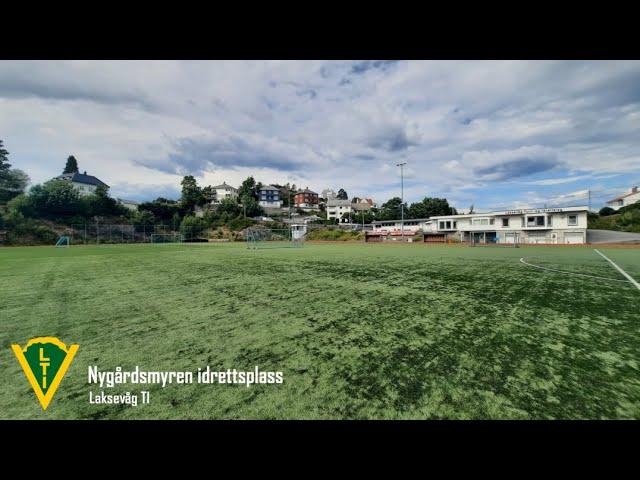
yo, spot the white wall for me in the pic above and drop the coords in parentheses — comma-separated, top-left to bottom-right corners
(72, 182, 98, 196)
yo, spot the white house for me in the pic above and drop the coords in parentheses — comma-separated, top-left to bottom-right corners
(118, 199, 139, 211)
(352, 198, 376, 211)
(55, 171, 108, 196)
(327, 199, 353, 223)
(321, 188, 337, 200)
(371, 206, 589, 244)
(606, 186, 640, 211)
(209, 182, 238, 204)
(258, 185, 283, 208)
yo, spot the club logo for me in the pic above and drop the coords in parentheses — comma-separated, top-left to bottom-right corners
(11, 337, 79, 410)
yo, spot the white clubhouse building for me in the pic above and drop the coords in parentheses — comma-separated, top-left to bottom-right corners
(371, 206, 589, 244)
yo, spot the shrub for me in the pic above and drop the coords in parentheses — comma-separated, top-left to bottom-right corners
(306, 229, 363, 241)
(227, 216, 255, 231)
(599, 206, 616, 216)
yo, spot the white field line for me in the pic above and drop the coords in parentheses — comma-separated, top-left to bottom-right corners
(519, 257, 631, 284)
(594, 249, 640, 291)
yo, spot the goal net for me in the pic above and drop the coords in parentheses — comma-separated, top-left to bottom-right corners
(150, 233, 184, 244)
(245, 227, 305, 249)
(55, 235, 70, 247)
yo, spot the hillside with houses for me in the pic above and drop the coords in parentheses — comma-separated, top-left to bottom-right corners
(1, 140, 639, 245)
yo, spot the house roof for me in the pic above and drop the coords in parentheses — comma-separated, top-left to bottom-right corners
(372, 218, 432, 225)
(327, 199, 351, 207)
(212, 182, 237, 190)
(297, 187, 317, 194)
(607, 187, 639, 203)
(57, 172, 108, 188)
(260, 185, 280, 191)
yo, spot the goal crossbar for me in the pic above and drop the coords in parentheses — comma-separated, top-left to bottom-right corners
(245, 227, 304, 249)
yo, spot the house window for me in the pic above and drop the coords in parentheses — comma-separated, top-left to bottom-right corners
(453, 221, 457, 228)
(445, 221, 451, 229)
(502, 218, 509, 227)
(439, 221, 445, 229)
(568, 215, 578, 226)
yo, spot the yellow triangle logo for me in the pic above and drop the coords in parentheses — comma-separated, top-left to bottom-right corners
(11, 337, 79, 410)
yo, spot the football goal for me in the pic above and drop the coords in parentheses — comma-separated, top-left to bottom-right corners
(150, 233, 184, 244)
(55, 235, 70, 247)
(245, 227, 305, 249)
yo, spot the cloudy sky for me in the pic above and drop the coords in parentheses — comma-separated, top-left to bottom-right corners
(1, 60, 639, 210)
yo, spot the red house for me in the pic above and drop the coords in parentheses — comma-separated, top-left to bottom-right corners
(294, 187, 319, 210)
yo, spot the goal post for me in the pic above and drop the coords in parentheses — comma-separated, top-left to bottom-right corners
(55, 235, 70, 247)
(245, 227, 305, 249)
(150, 233, 184, 244)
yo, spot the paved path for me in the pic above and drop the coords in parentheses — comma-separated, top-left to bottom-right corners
(587, 229, 640, 244)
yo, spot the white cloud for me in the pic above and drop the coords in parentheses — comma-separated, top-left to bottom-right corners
(1, 60, 639, 207)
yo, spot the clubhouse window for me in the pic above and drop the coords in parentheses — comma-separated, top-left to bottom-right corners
(527, 216, 545, 227)
(568, 215, 578, 226)
(439, 220, 454, 229)
(472, 218, 490, 226)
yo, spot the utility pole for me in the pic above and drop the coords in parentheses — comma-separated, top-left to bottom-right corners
(396, 162, 407, 240)
(289, 190, 293, 220)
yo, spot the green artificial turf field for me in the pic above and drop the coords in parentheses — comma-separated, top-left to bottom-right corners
(1, 242, 639, 419)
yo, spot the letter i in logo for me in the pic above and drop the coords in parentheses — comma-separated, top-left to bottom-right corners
(12, 337, 79, 410)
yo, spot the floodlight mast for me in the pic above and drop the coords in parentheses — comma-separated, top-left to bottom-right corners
(396, 162, 407, 240)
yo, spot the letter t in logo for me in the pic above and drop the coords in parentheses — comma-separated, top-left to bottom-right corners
(39, 348, 51, 389)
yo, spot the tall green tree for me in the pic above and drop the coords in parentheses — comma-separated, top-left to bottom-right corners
(378, 197, 406, 220)
(354, 209, 376, 224)
(63, 155, 79, 174)
(238, 176, 262, 201)
(407, 197, 456, 219)
(218, 196, 241, 217)
(0, 142, 30, 204)
(86, 184, 122, 217)
(0, 140, 10, 175)
(138, 198, 181, 222)
(239, 194, 264, 217)
(337, 188, 348, 200)
(180, 175, 203, 211)
(0, 169, 30, 203)
(274, 183, 294, 207)
(28, 180, 84, 218)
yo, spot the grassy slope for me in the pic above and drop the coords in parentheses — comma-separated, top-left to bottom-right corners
(1, 243, 639, 419)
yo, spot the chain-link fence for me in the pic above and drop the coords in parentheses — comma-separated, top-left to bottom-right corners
(69, 224, 212, 244)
